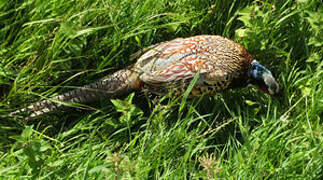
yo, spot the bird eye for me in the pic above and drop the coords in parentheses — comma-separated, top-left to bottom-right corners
(251, 64, 257, 70)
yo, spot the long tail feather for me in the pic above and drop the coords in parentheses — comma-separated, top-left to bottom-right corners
(4, 68, 141, 119)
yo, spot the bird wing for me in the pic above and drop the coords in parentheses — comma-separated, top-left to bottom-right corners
(129, 38, 184, 61)
(135, 35, 235, 87)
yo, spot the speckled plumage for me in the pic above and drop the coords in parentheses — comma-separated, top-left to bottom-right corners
(134, 35, 253, 96)
(5, 35, 278, 119)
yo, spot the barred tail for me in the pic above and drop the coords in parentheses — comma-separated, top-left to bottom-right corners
(5, 68, 141, 119)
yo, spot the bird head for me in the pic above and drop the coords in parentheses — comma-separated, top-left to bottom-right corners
(248, 60, 279, 96)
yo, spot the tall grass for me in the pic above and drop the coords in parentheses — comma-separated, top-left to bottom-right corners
(0, 0, 322, 179)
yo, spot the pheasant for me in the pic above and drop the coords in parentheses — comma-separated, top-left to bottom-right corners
(5, 35, 279, 119)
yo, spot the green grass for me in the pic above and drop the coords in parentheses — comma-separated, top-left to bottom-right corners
(0, 0, 322, 179)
